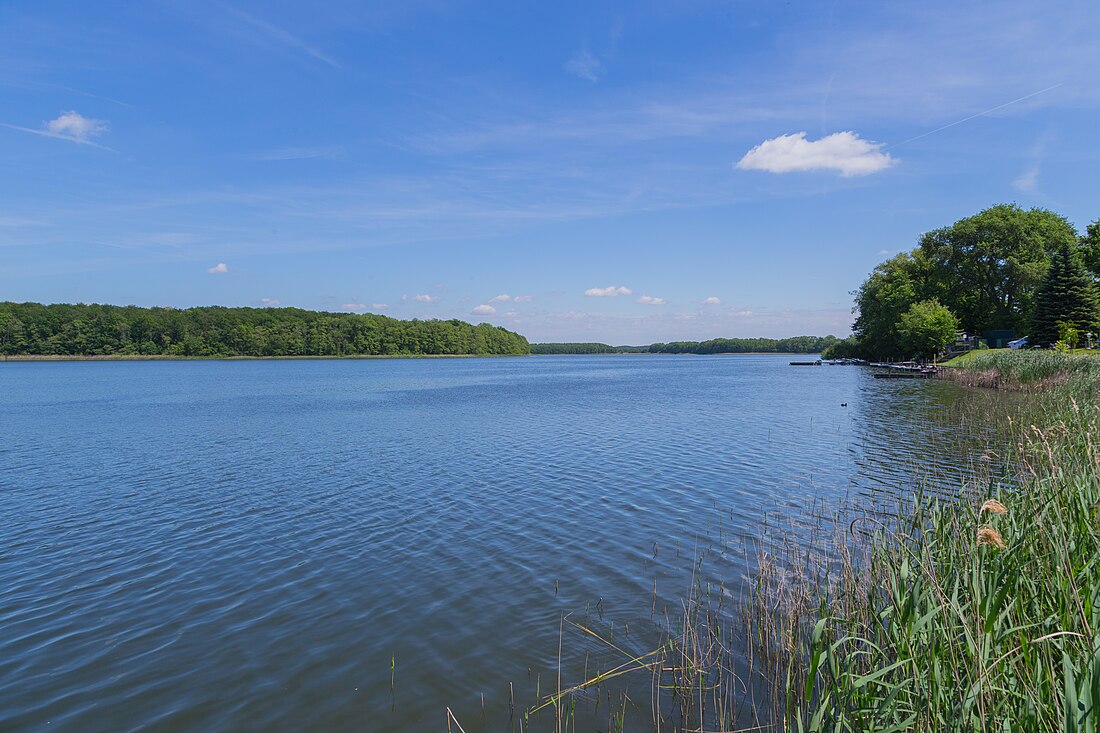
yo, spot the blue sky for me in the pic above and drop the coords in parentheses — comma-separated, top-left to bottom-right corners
(2, 1, 1099, 343)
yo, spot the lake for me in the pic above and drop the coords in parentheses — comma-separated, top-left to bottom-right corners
(0, 355, 1012, 731)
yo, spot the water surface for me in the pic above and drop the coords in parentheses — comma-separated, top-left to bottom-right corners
(0, 355, 1011, 731)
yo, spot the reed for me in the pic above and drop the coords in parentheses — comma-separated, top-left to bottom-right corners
(940, 350, 1100, 391)
(763, 360, 1100, 731)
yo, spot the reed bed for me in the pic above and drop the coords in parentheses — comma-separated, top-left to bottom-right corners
(940, 350, 1100, 391)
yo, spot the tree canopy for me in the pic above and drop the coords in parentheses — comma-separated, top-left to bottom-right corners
(897, 299, 959, 359)
(850, 204, 1096, 359)
(0, 302, 530, 357)
(1029, 242, 1100, 347)
(916, 204, 1076, 334)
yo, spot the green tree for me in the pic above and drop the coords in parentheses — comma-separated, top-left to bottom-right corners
(1080, 219, 1100, 280)
(852, 252, 928, 359)
(1030, 241, 1100, 347)
(897, 299, 959, 359)
(917, 204, 1076, 334)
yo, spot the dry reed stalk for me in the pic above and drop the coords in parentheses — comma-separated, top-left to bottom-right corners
(976, 525, 1007, 550)
(979, 499, 1008, 514)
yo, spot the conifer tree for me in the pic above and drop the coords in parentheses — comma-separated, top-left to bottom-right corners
(1030, 241, 1100, 347)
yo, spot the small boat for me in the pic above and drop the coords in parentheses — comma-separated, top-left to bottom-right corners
(790, 360, 822, 366)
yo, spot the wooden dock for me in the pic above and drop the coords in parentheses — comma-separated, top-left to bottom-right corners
(869, 361, 939, 379)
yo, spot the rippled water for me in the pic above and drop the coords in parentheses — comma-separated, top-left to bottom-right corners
(0, 356, 1014, 731)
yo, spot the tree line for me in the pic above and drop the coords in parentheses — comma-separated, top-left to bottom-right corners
(532, 336, 838, 355)
(825, 204, 1100, 360)
(0, 302, 530, 357)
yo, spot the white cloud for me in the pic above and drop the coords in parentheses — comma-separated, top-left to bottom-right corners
(585, 285, 632, 297)
(489, 293, 511, 303)
(258, 298, 280, 307)
(513, 294, 534, 302)
(703, 296, 721, 305)
(472, 304, 496, 315)
(636, 295, 666, 305)
(565, 49, 603, 82)
(1, 110, 112, 149)
(371, 303, 388, 310)
(45, 111, 109, 143)
(341, 303, 367, 311)
(207, 262, 228, 274)
(736, 131, 896, 177)
(410, 293, 440, 303)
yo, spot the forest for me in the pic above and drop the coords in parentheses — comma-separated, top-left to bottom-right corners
(532, 336, 838, 355)
(826, 204, 1100, 360)
(0, 302, 530, 357)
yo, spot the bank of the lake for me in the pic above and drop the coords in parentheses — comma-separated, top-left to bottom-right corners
(750, 351, 1100, 732)
(0, 353, 519, 361)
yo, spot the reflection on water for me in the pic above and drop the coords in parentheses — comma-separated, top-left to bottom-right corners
(0, 356, 1021, 732)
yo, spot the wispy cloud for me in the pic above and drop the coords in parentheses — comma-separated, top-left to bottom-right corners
(702, 296, 721, 305)
(585, 285, 632, 297)
(489, 293, 511, 302)
(207, 262, 229, 274)
(1, 111, 113, 150)
(471, 304, 496, 315)
(371, 303, 388, 310)
(225, 5, 341, 68)
(1012, 131, 1054, 194)
(565, 48, 603, 82)
(258, 297, 280, 306)
(513, 294, 534, 302)
(405, 293, 440, 303)
(341, 303, 367, 311)
(737, 131, 895, 177)
(252, 145, 344, 161)
(636, 295, 666, 305)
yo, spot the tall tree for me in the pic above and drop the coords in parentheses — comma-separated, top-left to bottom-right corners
(1030, 242, 1100, 347)
(1080, 219, 1100, 280)
(852, 251, 928, 359)
(917, 204, 1076, 334)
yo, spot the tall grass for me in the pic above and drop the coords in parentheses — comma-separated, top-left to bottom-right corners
(941, 350, 1100, 391)
(775, 357, 1100, 731)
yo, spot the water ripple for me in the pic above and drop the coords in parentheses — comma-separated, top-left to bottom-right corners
(0, 356, 1019, 732)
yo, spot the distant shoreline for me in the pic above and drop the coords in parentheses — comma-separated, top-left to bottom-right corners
(1, 352, 820, 362)
(531, 351, 819, 356)
(0, 353, 515, 362)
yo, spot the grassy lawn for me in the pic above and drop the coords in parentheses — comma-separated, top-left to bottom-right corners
(941, 347, 1099, 368)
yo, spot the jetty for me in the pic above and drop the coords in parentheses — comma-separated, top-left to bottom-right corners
(869, 361, 939, 379)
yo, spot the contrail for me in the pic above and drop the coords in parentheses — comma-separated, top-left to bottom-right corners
(887, 82, 1063, 150)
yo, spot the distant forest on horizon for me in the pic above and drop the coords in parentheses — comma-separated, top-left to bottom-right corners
(0, 301, 844, 359)
(532, 335, 839, 355)
(0, 301, 530, 357)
